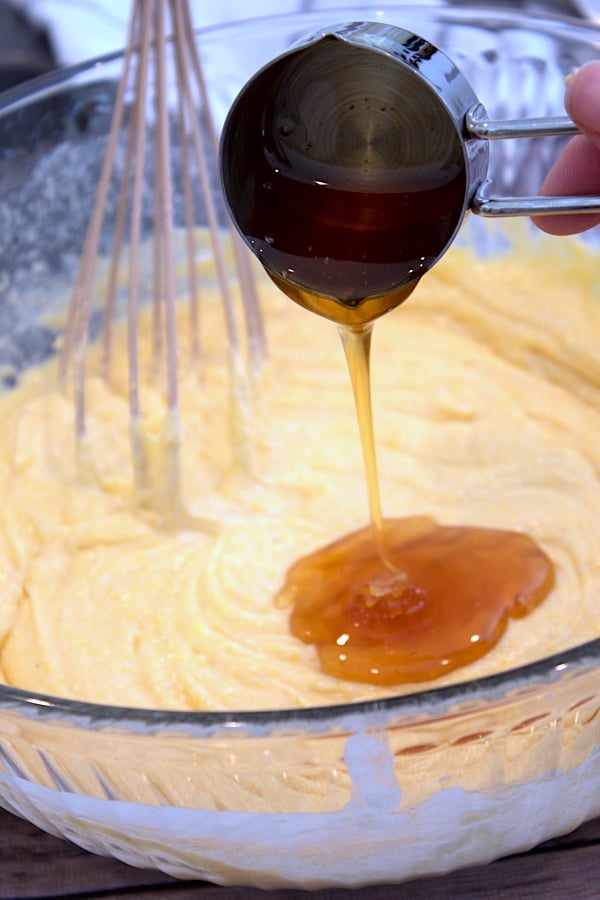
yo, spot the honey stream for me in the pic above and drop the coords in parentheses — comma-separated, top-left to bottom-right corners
(276, 315, 555, 686)
(223, 34, 556, 685)
(338, 325, 387, 553)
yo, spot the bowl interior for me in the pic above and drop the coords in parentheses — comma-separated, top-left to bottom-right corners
(0, 4, 598, 727)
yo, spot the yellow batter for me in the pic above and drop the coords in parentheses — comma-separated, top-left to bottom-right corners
(0, 227, 598, 710)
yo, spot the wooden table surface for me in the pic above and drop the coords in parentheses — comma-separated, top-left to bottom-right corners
(0, 806, 598, 900)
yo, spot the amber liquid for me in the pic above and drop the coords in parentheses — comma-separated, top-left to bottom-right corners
(273, 301, 557, 685)
(224, 38, 556, 685)
(280, 517, 554, 685)
(261, 169, 460, 326)
(269, 301, 554, 685)
(337, 325, 385, 540)
(223, 38, 467, 326)
(275, 314, 555, 686)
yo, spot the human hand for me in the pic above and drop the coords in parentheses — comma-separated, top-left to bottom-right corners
(533, 61, 600, 235)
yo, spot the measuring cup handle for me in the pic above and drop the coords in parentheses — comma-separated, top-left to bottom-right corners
(465, 103, 580, 140)
(466, 104, 600, 217)
(471, 180, 600, 217)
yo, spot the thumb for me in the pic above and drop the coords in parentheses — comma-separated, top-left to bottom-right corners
(565, 61, 600, 151)
(532, 62, 600, 235)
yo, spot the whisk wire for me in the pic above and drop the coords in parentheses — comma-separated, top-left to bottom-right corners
(154, 0, 178, 416)
(178, 0, 267, 367)
(60, 0, 265, 521)
(174, 54, 200, 368)
(169, 1, 239, 359)
(59, 0, 140, 446)
(127, 0, 152, 428)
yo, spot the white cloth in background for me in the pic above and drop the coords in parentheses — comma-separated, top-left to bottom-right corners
(17, 1, 298, 63)
(7, 1, 307, 64)
(13, 1, 600, 68)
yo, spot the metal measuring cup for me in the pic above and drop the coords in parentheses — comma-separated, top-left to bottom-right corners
(220, 21, 600, 323)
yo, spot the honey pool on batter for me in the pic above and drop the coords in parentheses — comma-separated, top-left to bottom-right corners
(0, 228, 598, 710)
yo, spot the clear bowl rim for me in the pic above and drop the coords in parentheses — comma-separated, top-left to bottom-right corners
(0, 4, 598, 732)
(0, 638, 598, 730)
(1, 2, 600, 116)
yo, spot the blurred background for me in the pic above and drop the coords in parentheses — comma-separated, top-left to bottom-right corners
(0, 0, 598, 94)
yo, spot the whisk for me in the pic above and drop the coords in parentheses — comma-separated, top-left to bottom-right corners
(58, 0, 264, 527)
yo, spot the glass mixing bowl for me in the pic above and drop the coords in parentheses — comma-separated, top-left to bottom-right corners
(0, 3, 599, 890)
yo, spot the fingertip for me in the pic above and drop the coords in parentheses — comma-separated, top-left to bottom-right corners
(531, 211, 600, 236)
(532, 134, 600, 236)
(565, 61, 600, 140)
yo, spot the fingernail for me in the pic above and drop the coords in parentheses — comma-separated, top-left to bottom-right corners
(565, 67, 580, 87)
(564, 61, 600, 133)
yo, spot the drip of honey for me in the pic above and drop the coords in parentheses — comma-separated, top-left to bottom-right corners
(279, 516, 554, 685)
(337, 326, 385, 538)
(276, 328, 555, 686)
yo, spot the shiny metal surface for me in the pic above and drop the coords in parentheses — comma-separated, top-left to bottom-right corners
(465, 104, 580, 140)
(221, 20, 600, 283)
(473, 181, 600, 216)
(466, 103, 600, 217)
(220, 21, 489, 301)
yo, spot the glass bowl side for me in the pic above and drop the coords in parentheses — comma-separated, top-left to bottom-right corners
(0, 655, 597, 886)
